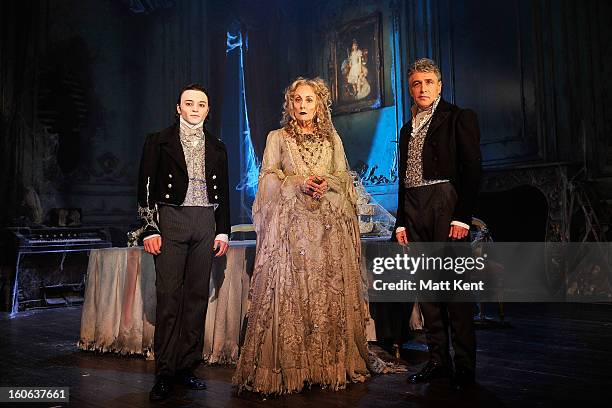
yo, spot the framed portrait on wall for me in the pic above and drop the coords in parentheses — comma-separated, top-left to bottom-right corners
(330, 12, 384, 115)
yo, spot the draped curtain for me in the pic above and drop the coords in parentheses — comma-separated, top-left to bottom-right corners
(0, 1, 40, 227)
(242, 27, 286, 158)
(240, 1, 310, 159)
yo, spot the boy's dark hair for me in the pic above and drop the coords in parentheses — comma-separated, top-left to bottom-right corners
(175, 83, 210, 123)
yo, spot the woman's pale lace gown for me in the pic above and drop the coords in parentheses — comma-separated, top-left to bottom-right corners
(233, 129, 371, 394)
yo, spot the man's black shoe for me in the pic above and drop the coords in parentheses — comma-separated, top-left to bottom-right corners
(176, 371, 207, 390)
(407, 360, 448, 383)
(451, 369, 475, 391)
(149, 376, 173, 401)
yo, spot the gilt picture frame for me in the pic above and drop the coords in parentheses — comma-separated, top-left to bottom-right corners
(330, 13, 384, 115)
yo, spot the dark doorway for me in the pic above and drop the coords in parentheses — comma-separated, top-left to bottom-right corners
(476, 185, 548, 242)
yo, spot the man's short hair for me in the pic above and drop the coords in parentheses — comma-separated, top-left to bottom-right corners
(408, 58, 442, 81)
(176, 83, 209, 106)
(175, 83, 210, 122)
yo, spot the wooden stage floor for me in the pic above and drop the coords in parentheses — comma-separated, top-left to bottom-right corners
(1, 303, 611, 407)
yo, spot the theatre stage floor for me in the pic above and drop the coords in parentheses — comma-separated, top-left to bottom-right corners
(1, 303, 611, 407)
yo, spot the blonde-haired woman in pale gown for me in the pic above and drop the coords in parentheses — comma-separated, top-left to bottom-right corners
(233, 77, 372, 394)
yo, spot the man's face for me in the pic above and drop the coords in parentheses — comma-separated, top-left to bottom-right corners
(176, 89, 209, 125)
(409, 71, 442, 110)
(292, 85, 317, 123)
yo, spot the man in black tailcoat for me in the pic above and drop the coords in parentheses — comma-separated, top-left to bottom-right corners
(136, 83, 230, 401)
(394, 58, 482, 391)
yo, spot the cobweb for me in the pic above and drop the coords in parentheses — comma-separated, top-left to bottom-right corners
(351, 172, 396, 238)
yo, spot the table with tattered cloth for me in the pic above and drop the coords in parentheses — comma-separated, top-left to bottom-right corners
(78, 242, 255, 363)
(78, 240, 386, 364)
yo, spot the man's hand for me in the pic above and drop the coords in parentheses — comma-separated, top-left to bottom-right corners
(144, 236, 162, 255)
(396, 229, 408, 246)
(213, 240, 229, 257)
(448, 224, 469, 240)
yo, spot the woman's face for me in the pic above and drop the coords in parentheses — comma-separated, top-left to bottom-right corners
(292, 84, 317, 123)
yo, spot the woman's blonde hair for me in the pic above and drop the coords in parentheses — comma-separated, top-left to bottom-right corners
(281, 77, 334, 142)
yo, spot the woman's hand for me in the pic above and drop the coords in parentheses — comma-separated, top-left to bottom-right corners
(301, 176, 329, 200)
(312, 177, 329, 200)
